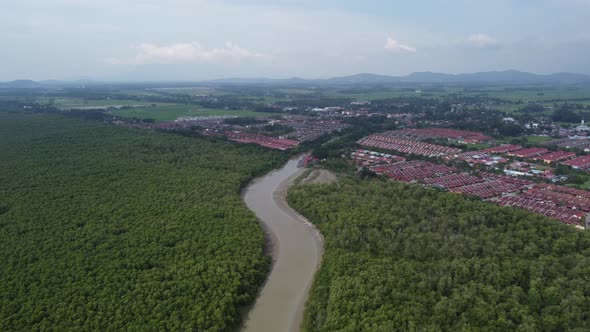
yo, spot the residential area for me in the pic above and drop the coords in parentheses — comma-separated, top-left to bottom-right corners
(352, 127, 590, 228)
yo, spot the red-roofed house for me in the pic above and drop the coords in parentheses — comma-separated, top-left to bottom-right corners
(508, 147, 549, 158)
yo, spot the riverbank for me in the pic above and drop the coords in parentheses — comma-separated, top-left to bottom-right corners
(241, 157, 324, 332)
(299, 169, 337, 185)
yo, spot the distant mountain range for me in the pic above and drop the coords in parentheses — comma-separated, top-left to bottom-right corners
(0, 79, 91, 89)
(2, 70, 590, 87)
(209, 71, 590, 85)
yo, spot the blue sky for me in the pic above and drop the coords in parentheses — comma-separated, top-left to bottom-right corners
(2, 0, 590, 80)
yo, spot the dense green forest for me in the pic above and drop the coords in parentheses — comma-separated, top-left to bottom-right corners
(289, 178, 590, 331)
(0, 110, 287, 330)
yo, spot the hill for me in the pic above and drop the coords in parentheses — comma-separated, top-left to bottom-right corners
(211, 70, 590, 85)
(3, 71, 589, 88)
(322, 70, 590, 85)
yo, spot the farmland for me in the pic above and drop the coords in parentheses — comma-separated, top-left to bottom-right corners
(36, 97, 168, 109)
(108, 105, 268, 122)
(11, 96, 269, 122)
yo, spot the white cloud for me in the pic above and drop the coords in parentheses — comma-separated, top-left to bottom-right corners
(467, 33, 500, 49)
(384, 36, 416, 53)
(555, 0, 590, 6)
(104, 42, 264, 65)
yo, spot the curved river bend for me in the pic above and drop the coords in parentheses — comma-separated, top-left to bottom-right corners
(242, 157, 324, 332)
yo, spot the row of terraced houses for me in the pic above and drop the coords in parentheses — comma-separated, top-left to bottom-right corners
(355, 129, 590, 228)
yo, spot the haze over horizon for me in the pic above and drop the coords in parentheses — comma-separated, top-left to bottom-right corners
(4, 0, 590, 81)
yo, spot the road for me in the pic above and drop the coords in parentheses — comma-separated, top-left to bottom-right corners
(241, 157, 324, 332)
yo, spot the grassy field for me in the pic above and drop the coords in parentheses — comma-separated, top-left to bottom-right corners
(0, 96, 30, 101)
(108, 105, 269, 122)
(496, 135, 554, 145)
(330, 89, 451, 101)
(478, 86, 584, 103)
(464, 142, 493, 150)
(332, 85, 590, 106)
(524, 135, 554, 144)
(111, 90, 169, 98)
(151, 87, 232, 96)
(35, 97, 170, 109)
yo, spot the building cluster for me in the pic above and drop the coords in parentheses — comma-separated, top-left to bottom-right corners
(503, 161, 555, 180)
(422, 173, 483, 189)
(531, 151, 577, 164)
(480, 144, 522, 154)
(521, 187, 590, 211)
(358, 154, 587, 226)
(221, 119, 347, 150)
(450, 175, 527, 199)
(311, 107, 342, 113)
(224, 131, 299, 150)
(114, 117, 232, 131)
(445, 151, 507, 166)
(298, 155, 319, 167)
(352, 131, 590, 227)
(544, 138, 590, 152)
(497, 196, 584, 225)
(350, 149, 406, 167)
(115, 115, 349, 150)
(372, 160, 457, 182)
(507, 147, 548, 158)
(285, 120, 348, 142)
(496, 183, 590, 225)
(517, 148, 590, 170)
(363, 158, 535, 200)
(358, 133, 462, 157)
(175, 115, 237, 122)
(480, 144, 590, 171)
(562, 156, 590, 169)
(383, 128, 493, 144)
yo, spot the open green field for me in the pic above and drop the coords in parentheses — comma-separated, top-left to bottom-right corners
(524, 135, 554, 144)
(463, 86, 590, 102)
(36, 97, 170, 109)
(494, 103, 558, 115)
(277, 88, 316, 94)
(108, 105, 270, 122)
(0, 110, 287, 330)
(0, 96, 30, 102)
(329, 89, 454, 101)
(111, 90, 170, 98)
(489, 103, 525, 114)
(464, 142, 493, 150)
(151, 87, 232, 96)
(496, 135, 554, 145)
(330, 85, 590, 107)
(33, 97, 270, 121)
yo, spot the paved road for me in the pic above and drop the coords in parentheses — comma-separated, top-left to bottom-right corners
(242, 158, 324, 332)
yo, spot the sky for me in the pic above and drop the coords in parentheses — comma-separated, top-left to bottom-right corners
(2, 0, 590, 81)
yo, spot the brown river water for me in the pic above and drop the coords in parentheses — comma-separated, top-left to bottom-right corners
(241, 157, 324, 332)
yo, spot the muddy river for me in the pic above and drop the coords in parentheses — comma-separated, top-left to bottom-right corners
(241, 157, 324, 332)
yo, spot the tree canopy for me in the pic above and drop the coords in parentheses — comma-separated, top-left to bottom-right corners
(0, 111, 286, 331)
(289, 178, 590, 331)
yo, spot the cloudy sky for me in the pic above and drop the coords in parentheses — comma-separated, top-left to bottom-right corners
(3, 0, 590, 80)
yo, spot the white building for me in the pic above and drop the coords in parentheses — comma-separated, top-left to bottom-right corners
(576, 119, 590, 132)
